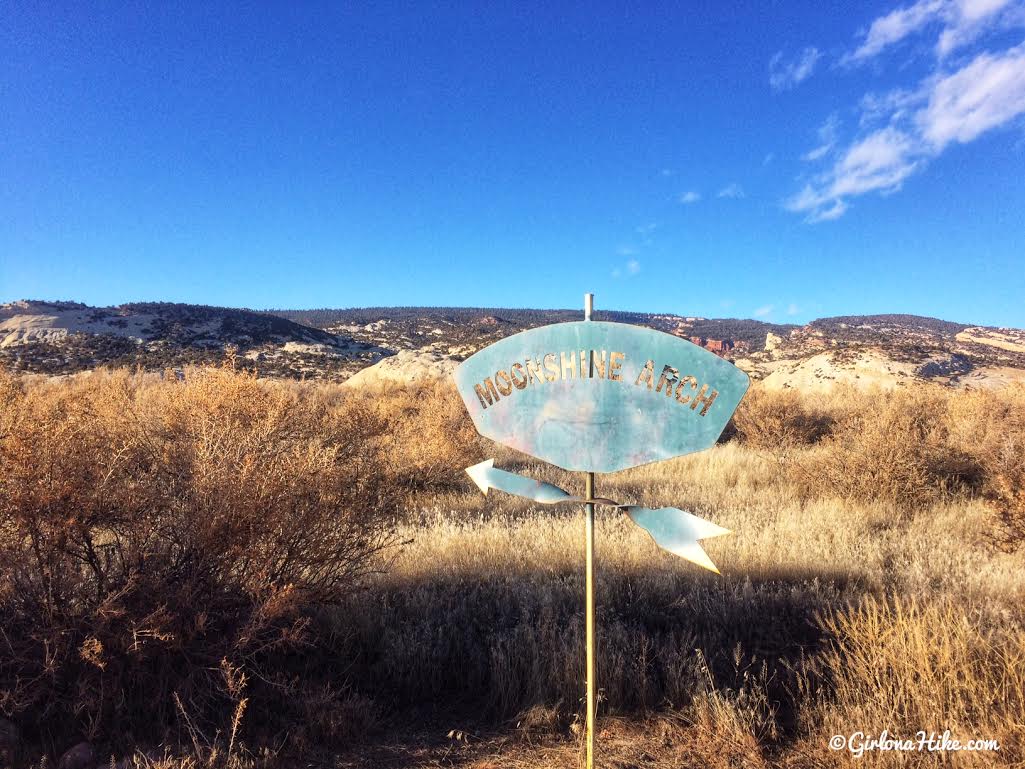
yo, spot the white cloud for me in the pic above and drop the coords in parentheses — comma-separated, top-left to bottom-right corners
(612, 258, 641, 279)
(802, 145, 833, 162)
(846, 0, 946, 63)
(917, 41, 1025, 149)
(763, 152, 775, 165)
(807, 199, 849, 222)
(634, 222, 657, 246)
(937, 0, 1016, 56)
(717, 183, 745, 199)
(787, 127, 920, 219)
(787, 303, 801, 316)
(844, 0, 1019, 63)
(769, 47, 823, 91)
(660, 168, 675, 177)
(803, 114, 841, 161)
(831, 127, 920, 197)
(753, 304, 774, 317)
(680, 191, 701, 203)
(859, 88, 921, 127)
(789, 35, 1025, 222)
(613, 221, 658, 273)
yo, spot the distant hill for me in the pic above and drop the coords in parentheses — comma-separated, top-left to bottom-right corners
(3, 300, 1023, 389)
(0, 300, 386, 378)
(807, 314, 970, 342)
(759, 313, 1025, 391)
(268, 306, 798, 356)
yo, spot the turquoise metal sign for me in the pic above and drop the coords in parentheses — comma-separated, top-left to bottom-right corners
(454, 299, 749, 769)
(453, 320, 750, 473)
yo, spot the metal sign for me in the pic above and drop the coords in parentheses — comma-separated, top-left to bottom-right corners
(465, 458, 732, 573)
(454, 320, 749, 472)
(451, 295, 750, 769)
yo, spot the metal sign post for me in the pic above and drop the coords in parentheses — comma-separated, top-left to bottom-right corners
(453, 294, 750, 769)
(583, 292, 596, 769)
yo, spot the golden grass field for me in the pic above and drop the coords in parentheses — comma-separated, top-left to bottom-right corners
(1, 366, 1024, 768)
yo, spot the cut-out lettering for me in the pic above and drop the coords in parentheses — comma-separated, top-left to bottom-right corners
(635, 360, 655, 389)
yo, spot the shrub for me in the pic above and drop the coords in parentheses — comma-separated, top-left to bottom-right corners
(790, 387, 982, 512)
(3, 362, 1024, 764)
(731, 387, 830, 454)
(730, 382, 1025, 540)
(349, 379, 482, 491)
(945, 385, 1025, 547)
(0, 366, 398, 755)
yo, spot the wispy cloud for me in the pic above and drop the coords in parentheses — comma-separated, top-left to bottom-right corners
(918, 43, 1025, 149)
(788, 5, 1025, 223)
(790, 126, 920, 214)
(858, 88, 919, 127)
(633, 221, 658, 247)
(843, 0, 1019, 63)
(612, 258, 642, 279)
(936, 0, 1019, 57)
(786, 303, 801, 316)
(802, 114, 841, 161)
(753, 304, 774, 317)
(769, 47, 822, 91)
(613, 223, 656, 275)
(679, 191, 701, 204)
(844, 0, 947, 63)
(807, 199, 849, 222)
(717, 183, 745, 199)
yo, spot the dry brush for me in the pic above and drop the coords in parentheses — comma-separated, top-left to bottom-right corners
(2, 366, 1024, 767)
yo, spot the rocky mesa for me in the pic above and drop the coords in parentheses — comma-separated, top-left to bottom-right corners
(2, 301, 1023, 391)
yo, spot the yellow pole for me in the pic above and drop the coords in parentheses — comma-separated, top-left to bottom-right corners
(583, 292, 596, 769)
(585, 471, 596, 769)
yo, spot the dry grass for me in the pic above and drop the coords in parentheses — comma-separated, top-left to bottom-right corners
(326, 381, 1025, 766)
(2, 368, 1025, 767)
(730, 386, 830, 453)
(0, 365, 472, 760)
(344, 379, 483, 490)
(785, 597, 1025, 768)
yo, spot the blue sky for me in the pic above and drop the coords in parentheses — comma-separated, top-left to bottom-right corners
(2, 1, 1024, 326)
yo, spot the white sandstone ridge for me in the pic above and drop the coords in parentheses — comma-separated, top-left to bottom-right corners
(760, 349, 1025, 392)
(956, 327, 1025, 354)
(344, 350, 458, 388)
(0, 301, 156, 347)
(761, 350, 919, 392)
(0, 300, 339, 349)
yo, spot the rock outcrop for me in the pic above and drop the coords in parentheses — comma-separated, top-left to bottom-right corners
(344, 350, 458, 388)
(764, 332, 784, 354)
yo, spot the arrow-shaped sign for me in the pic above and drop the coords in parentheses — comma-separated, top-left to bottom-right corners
(465, 459, 729, 573)
(466, 459, 577, 504)
(624, 507, 729, 574)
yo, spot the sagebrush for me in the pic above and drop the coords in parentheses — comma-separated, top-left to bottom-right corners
(0, 365, 474, 758)
(2, 367, 1024, 767)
